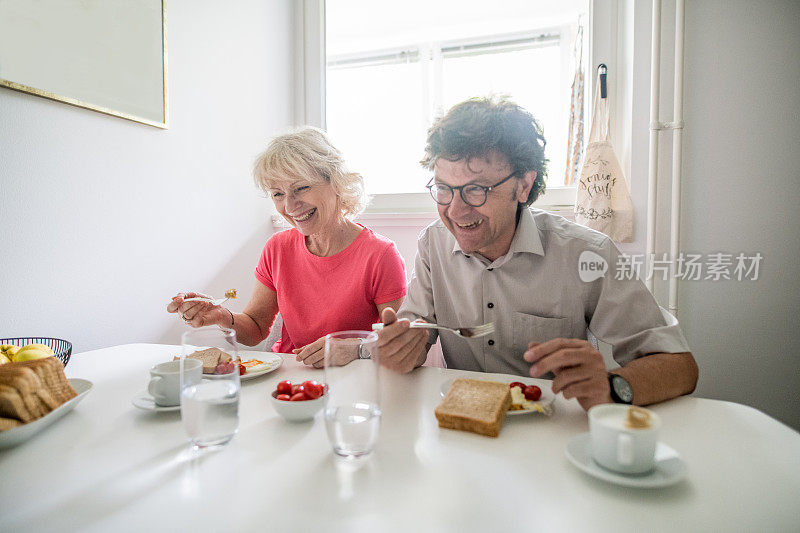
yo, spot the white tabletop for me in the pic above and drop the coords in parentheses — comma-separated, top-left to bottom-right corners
(1, 343, 798, 532)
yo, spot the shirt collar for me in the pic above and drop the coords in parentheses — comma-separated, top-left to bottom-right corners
(451, 207, 544, 257)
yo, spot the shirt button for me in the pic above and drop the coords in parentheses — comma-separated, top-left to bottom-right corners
(487, 302, 494, 309)
(488, 339, 495, 346)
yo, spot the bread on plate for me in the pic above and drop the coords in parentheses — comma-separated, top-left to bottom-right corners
(175, 347, 234, 374)
(434, 378, 512, 438)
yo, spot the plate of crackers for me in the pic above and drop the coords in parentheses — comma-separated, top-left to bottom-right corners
(0, 357, 92, 448)
(440, 377, 555, 416)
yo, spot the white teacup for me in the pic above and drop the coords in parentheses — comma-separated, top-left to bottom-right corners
(148, 359, 202, 407)
(588, 404, 661, 475)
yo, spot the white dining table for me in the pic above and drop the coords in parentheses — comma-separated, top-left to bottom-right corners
(1, 343, 798, 532)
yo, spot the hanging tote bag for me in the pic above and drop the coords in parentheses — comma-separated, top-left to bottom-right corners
(574, 69, 634, 242)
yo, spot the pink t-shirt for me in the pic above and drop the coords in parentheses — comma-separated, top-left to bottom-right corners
(255, 225, 407, 353)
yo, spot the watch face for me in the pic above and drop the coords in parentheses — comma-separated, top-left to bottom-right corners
(612, 376, 634, 403)
(357, 345, 370, 359)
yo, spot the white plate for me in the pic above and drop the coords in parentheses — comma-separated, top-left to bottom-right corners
(0, 378, 92, 449)
(238, 351, 283, 381)
(565, 432, 687, 488)
(439, 377, 555, 416)
(131, 392, 181, 412)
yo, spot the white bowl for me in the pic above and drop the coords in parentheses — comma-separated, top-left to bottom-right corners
(269, 390, 326, 422)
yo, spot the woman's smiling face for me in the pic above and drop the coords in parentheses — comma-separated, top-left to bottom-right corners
(270, 179, 341, 235)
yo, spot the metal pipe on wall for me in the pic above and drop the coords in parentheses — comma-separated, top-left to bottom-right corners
(645, 0, 662, 294)
(646, 0, 686, 315)
(668, 0, 686, 314)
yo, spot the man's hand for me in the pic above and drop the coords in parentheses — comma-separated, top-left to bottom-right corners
(376, 308, 428, 374)
(524, 338, 612, 411)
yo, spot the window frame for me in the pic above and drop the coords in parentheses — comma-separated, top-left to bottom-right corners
(301, 0, 611, 214)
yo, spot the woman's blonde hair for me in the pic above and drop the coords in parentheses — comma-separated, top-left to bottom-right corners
(253, 127, 368, 219)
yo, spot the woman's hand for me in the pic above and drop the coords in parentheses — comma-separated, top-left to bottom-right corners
(293, 337, 327, 368)
(167, 292, 230, 328)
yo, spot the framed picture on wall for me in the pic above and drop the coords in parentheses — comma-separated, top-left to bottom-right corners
(0, 0, 168, 129)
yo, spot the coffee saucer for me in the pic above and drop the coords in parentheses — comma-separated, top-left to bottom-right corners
(131, 392, 181, 412)
(565, 432, 687, 488)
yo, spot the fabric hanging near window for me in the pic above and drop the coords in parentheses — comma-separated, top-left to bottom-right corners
(564, 26, 584, 186)
(574, 69, 634, 242)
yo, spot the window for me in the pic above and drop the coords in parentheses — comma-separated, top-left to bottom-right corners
(322, 0, 590, 210)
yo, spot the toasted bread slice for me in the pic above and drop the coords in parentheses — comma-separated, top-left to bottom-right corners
(0, 416, 23, 431)
(175, 348, 234, 374)
(0, 384, 35, 423)
(0, 366, 42, 397)
(434, 378, 512, 438)
(15, 357, 77, 404)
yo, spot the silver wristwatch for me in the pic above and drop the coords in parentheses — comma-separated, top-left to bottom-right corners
(609, 374, 634, 404)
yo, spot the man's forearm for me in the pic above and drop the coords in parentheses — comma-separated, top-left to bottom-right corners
(612, 352, 698, 406)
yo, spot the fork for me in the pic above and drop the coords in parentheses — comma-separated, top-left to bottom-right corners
(372, 321, 495, 339)
(182, 296, 230, 306)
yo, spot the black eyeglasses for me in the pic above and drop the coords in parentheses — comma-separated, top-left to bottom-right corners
(426, 171, 517, 207)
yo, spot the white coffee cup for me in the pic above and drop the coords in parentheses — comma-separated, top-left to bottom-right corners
(148, 359, 202, 407)
(588, 404, 661, 475)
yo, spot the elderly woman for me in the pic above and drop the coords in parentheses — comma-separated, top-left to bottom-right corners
(168, 127, 407, 367)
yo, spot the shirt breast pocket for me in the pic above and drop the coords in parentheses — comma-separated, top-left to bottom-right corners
(512, 312, 573, 352)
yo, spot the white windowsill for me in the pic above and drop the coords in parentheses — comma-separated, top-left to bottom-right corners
(270, 204, 575, 229)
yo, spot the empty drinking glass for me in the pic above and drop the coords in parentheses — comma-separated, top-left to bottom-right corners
(323, 331, 381, 458)
(180, 327, 240, 449)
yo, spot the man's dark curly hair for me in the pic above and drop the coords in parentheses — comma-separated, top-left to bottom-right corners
(421, 95, 548, 207)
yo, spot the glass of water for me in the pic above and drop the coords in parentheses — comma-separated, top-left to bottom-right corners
(180, 327, 240, 449)
(323, 330, 381, 458)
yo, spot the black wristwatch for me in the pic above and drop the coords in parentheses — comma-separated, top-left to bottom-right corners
(608, 374, 634, 404)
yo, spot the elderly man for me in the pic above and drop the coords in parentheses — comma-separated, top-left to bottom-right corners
(377, 96, 698, 411)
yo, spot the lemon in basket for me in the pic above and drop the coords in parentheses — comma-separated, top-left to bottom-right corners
(12, 344, 55, 362)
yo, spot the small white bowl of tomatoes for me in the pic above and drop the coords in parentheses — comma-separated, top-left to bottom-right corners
(269, 379, 327, 422)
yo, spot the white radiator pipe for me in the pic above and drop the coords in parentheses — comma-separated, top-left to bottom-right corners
(668, 0, 686, 315)
(645, 0, 662, 293)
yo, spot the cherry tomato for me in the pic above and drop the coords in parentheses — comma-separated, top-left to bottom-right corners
(303, 380, 323, 399)
(239, 363, 246, 376)
(524, 385, 542, 401)
(291, 384, 305, 396)
(276, 381, 292, 395)
(509, 381, 527, 391)
(289, 392, 308, 401)
(276, 394, 291, 401)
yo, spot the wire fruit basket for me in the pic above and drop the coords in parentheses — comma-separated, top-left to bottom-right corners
(0, 337, 73, 367)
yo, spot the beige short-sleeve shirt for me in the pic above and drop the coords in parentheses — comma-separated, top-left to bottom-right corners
(399, 208, 690, 376)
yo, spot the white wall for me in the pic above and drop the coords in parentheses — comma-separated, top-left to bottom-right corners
(677, 0, 800, 430)
(0, 0, 294, 352)
(596, 0, 800, 429)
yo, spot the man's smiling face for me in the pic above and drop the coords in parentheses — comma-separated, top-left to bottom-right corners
(434, 151, 534, 262)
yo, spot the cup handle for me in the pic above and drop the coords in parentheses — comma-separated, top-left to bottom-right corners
(148, 376, 163, 400)
(617, 433, 634, 465)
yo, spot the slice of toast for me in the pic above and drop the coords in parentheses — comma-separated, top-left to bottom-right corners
(0, 384, 35, 423)
(434, 378, 512, 438)
(175, 348, 234, 374)
(0, 366, 42, 397)
(0, 357, 78, 430)
(0, 417, 22, 431)
(15, 357, 77, 404)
